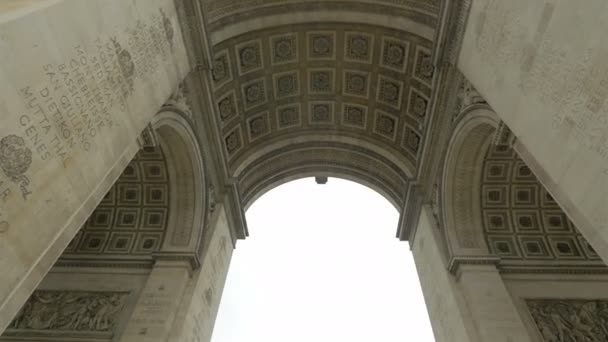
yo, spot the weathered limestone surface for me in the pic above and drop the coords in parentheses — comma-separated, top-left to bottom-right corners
(457, 265, 532, 342)
(120, 261, 191, 342)
(412, 206, 476, 342)
(170, 206, 233, 342)
(0, 0, 189, 331)
(413, 207, 533, 342)
(458, 0, 608, 262)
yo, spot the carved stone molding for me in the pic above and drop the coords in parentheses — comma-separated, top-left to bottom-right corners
(432, 0, 472, 66)
(137, 123, 159, 149)
(527, 298, 608, 341)
(453, 77, 488, 121)
(500, 266, 608, 275)
(429, 183, 441, 229)
(174, 0, 214, 69)
(447, 256, 500, 274)
(7, 290, 128, 333)
(208, 184, 217, 213)
(163, 81, 193, 117)
(492, 120, 516, 148)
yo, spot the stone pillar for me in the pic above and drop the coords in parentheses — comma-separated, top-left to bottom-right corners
(0, 0, 190, 331)
(412, 206, 478, 342)
(168, 205, 234, 342)
(457, 0, 608, 262)
(456, 264, 532, 342)
(119, 260, 191, 342)
(412, 206, 532, 342)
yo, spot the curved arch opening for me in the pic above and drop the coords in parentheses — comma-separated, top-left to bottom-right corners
(243, 173, 402, 213)
(153, 112, 207, 255)
(442, 109, 499, 262)
(441, 108, 606, 273)
(212, 178, 433, 342)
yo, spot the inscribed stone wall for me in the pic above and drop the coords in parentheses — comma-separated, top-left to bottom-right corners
(0, 0, 189, 331)
(458, 0, 608, 262)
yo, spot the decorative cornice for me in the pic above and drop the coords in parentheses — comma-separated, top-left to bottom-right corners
(448, 256, 608, 275)
(152, 251, 201, 271)
(499, 266, 608, 275)
(432, 0, 472, 67)
(52, 259, 153, 269)
(448, 255, 501, 274)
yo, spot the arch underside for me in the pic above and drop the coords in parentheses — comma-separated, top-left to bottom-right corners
(480, 144, 605, 272)
(57, 146, 171, 266)
(238, 141, 408, 210)
(208, 8, 438, 208)
(55, 112, 207, 268)
(443, 109, 606, 274)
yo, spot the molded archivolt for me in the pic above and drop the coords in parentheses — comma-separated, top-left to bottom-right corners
(442, 109, 498, 263)
(238, 140, 408, 210)
(202, 0, 440, 36)
(442, 108, 606, 273)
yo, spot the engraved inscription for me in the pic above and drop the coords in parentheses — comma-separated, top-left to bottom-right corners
(132, 291, 174, 327)
(475, 0, 608, 165)
(0, 7, 177, 230)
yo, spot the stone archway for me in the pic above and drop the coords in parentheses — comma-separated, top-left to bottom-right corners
(151, 110, 209, 262)
(441, 107, 499, 267)
(429, 105, 608, 342)
(442, 107, 607, 272)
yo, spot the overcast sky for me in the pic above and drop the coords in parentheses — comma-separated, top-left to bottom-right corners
(211, 178, 435, 342)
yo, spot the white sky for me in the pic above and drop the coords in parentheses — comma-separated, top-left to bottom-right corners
(211, 178, 435, 342)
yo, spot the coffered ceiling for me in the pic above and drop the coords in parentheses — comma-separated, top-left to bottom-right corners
(481, 145, 604, 269)
(58, 147, 169, 263)
(209, 22, 435, 205)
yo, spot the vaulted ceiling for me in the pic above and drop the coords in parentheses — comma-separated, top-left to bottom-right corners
(204, 1, 440, 206)
(58, 147, 169, 264)
(481, 145, 604, 270)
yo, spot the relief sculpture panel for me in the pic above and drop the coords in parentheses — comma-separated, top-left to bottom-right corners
(527, 299, 608, 342)
(7, 290, 128, 333)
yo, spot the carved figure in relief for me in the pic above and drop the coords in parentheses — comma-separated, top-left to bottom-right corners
(453, 78, 487, 120)
(164, 82, 192, 117)
(527, 299, 607, 342)
(8, 290, 127, 332)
